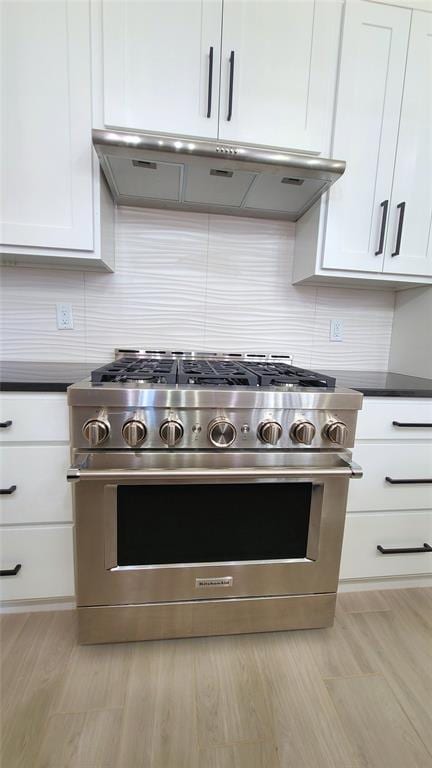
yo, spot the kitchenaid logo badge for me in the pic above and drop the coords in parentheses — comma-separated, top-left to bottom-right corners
(195, 576, 233, 588)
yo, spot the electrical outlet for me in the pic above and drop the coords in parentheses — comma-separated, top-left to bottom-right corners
(56, 303, 74, 330)
(330, 318, 343, 342)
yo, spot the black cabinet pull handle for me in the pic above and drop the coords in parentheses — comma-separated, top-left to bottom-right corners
(375, 200, 388, 255)
(0, 563, 22, 576)
(0, 420, 12, 428)
(391, 201, 405, 256)
(227, 50, 235, 121)
(385, 476, 432, 484)
(206, 46, 214, 118)
(377, 543, 432, 555)
(392, 421, 432, 428)
(0, 485, 16, 495)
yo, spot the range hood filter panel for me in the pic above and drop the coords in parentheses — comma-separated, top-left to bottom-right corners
(184, 165, 257, 207)
(106, 155, 183, 202)
(244, 174, 327, 214)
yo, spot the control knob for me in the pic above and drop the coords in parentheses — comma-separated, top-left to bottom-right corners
(258, 420, 283, 445)
(160, 419, 184, 447)
(290, 420, 316, 445)
(122, 419, 147, 447)
(208, 418, 236, 448)
(82, 418, 110, 447)
(324, 421, 348, 446)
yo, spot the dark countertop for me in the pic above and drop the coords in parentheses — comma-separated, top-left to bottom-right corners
(0, 361, 431, 397)
(322, 370, 432, 398)
(0, 361, 96, 392)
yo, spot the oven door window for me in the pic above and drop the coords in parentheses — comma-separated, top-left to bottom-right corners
(116, 482, 313, 566)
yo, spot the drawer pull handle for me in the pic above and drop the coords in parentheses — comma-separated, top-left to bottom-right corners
(385, 476, 432, 484)
(0, 563, 22, 576)
(0, 420, 12, 428)
(377, 543, 432, 555)
(0, 485, 16, 495)
(392, 421, 432, 428)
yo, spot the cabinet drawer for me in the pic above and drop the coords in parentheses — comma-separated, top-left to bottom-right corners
(340, 511, 432, 580)
(0, 445, 72, 525)
(356, 398, 432, 440)
(347, 444, 432, 511)
(0, 394, 69, 442)
(0, 525, 74, 601)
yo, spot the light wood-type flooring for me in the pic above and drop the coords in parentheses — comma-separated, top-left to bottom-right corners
(1, 588, 432, 768)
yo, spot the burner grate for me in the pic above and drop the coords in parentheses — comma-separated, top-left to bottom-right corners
(91, 356, 336, 389)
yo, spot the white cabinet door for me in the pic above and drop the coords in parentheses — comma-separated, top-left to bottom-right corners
(323, 1, 410, 273)
(102, 0, 222, 139)
(218, 0, 342, 153)
(0, 0, 94, 251)
(384, 10, 432, 277)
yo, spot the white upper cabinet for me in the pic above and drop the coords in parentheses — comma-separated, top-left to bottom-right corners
(0, 0, 93, 251)
(323, 1, 411, 273)
(0, 0, 114, 270)
(98, 0, 341, 154)
(383, 10, 432, 277)
(102, 0, 222, 139)
(218, 0, 342, 153)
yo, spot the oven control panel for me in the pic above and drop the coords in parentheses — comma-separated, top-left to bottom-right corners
(73, 408, 358, 450)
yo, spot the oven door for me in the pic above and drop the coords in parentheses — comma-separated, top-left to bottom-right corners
(69, 451, 362, 607)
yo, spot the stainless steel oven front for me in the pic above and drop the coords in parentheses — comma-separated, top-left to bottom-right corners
(69, 449, 361, 641)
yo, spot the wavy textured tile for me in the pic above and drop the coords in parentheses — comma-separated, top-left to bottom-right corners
(0, 266, 86, 361)
(0, 207, 396, 369)
(204, 215, 316, 366)
(311, 286, 395, 370)
(84, 207, 209, 361)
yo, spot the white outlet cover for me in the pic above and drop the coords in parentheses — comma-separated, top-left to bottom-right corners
(330, 318, 343, 342)
(56, 303, 74, 330)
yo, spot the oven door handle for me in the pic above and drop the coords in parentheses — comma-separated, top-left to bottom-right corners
(67, 457, 363, 482)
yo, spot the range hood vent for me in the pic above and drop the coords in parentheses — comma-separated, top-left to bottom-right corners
(93, 129, 345, 222)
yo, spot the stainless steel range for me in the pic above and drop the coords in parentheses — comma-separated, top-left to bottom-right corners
(67, 350, 363, 644)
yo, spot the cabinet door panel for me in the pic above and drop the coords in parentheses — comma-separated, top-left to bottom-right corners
(384, 11, 432, 277)
(218, 0, 342, 153)
(102, 0, 222, 139)
(0, 0, 93, 250)
(323, 1, 410, 273)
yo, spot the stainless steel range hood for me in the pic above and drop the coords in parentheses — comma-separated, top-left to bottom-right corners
(93, 129, 345, 222)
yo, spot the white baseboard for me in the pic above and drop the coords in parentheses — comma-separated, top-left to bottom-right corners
(0, 596, 76, 614)
(339, 574, 432, 592)
(2, 574, 432, 614)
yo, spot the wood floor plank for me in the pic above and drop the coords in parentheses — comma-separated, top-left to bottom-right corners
(199, 741, 281, 768)
(53, 638, 133, 714)
(1, 612, 55, 705)
(255, 631, 359, 768)
(1, 611, 76, 768)
(337, 590, 391, 614)
(326, 674, 432, 768)
(116, 638, 199, 768)
(194, 634, 274, 748)
(342, 608, 432, 756)
(300, 617, 375, 678)
(0, 612, 29, 662)
(35, 708, 123, 768)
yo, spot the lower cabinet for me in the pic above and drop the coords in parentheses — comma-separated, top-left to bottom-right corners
(341, 396, 432, 584)
(340, 511, 432, 580)
(0, 392, 74, 604)
(0, 526, 74, 601)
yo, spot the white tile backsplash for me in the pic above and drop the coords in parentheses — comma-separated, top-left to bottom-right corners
(0, 207, 395, 369)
